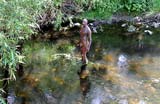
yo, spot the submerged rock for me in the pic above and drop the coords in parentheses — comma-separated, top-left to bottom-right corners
(117, 54, 128, 73)
(118, 55, 127, 62)
(88, 85, 117, 104)
(44, 93, 58, 104)
(91, 97, 101, 104)
(139, 100, 146, 104)
(121, 23, 127, 27)
(144, 30, 153, 35)
(151, 78, 160, 84)
(145, 25, 149, 28)
(133, 16, 143, 22)
(118, 99, 128, 104)
(89, 23, 98, 33)
(73, 23, 81, 27)
(127, 25, 136, 32)
(152, 22, 160, 28)
(7, 95, 15, 104)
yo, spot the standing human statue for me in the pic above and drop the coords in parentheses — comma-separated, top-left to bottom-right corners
(80, 19, 92, 64)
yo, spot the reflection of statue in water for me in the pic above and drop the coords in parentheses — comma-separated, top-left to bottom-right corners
(80, 19, 92, 64)
(77, 64, 90, 96)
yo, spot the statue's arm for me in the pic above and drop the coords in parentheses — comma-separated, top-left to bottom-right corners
(88, 27, 92, 51)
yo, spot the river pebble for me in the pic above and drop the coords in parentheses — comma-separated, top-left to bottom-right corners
(139, 100, 146, 104)
(44, 93, 58, 104)
(127, 25, 136, 32)
(118, 99, 128, 104)
(151, 78, 160, 83)
(7, 96, 15, 104)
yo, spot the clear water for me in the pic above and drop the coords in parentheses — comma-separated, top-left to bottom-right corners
(9, 25, 160, 104)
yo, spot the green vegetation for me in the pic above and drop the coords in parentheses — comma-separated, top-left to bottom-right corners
(0, 0, 64, 80)
(77, 0, 160, 19)
(0, 97, 5, 104)
(121, 0, 152, 12)
(152, 0, 160, 11)
(76, 0, 121, 19)
(0, 34, 19, 79)
(0, 0, 42, 80)
(0, 0, 63, 100)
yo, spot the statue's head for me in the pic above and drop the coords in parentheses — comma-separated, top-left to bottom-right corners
(82, 19, 88, 26)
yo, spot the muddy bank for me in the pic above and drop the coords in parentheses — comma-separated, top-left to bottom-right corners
(33, 12, 160, 41)
(89, 12, 160, 27)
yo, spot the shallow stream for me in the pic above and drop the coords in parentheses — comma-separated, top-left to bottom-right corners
(8, 24, 160, 104)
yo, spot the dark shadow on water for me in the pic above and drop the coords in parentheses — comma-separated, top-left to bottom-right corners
(77, 64, 91, 97)
(122, 44, 160, 56)
(2, 69, 9, 103)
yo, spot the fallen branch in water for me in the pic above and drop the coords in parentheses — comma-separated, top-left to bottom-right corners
(0, 78, 11, 82)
